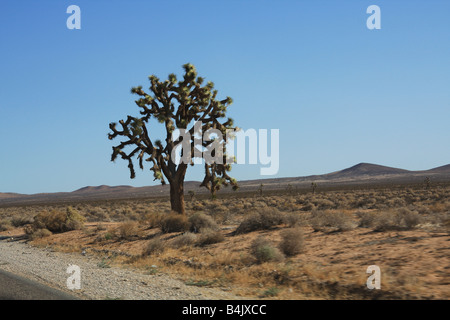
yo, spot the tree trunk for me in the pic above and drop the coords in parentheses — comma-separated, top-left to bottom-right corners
(170, 179, 185, 215)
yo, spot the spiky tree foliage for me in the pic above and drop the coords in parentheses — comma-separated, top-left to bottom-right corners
(108, 63, 238, 215)
(201, 162, 238, 199)
(199, 136, 238, 199)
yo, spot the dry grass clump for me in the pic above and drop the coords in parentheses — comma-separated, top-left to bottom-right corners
(309, 210, 356, 232)
(188, 212, 219, 233)
(250, 236, 284, 263)
(278, 228, 305, 257)
(160, 212, 190, 233)
(235, 208, 285, 234)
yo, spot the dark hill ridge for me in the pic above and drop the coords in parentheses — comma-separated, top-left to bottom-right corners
(426, 164, 450, 173)
(1, 163, 449, 206)
(327, 163, 411, 177)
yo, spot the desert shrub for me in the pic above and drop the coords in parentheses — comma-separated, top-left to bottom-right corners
(385, 197, 407, 208)
(117, 221, 139, 240)
(250, 237, 284, 264)
(313, 198, 336, 210)
(143, 237, 165, 256)
(160, 212, 190, 233)
(372, 208, 422, 231)
(284, 212, 307, 227)
(278, 228, 304, 257)
(11, 215, 33, 227)
(188, 212, 219, 233)
(0, 219, 12, 231)
(104, 232, 113, 241)
(29, 228, 52, 240)
(299, 201, 316, 212)
(422, 211, 449, 226)
(32, 207, 85, 233)
(261, 287, 280, 298)
(352, 197, 376, 209)
(196, 229, 225, 247)
(399, 208, 422, 229)
(171, 232, 197, 248)
(86, 208, 110, 222)
(147, 212, 164, 229)
(357, 211, 377, 228)
(192, 202, 205, 211)
(235, 208, 285, 234)
(207, 203, 229, 214)
(310, 210, 355, 232)
(65, 207, 86, 231)
(372, 211, 399, 231)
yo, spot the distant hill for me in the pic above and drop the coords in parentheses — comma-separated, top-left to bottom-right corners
(1, 163, 449, 206)
(326, 163, 411, 177)
(73, 185, 134, 194)
(426, 164, 450, 173)
(0, 193, 22, 199)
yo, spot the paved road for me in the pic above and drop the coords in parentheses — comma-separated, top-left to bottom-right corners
(0, 269, 78, 300)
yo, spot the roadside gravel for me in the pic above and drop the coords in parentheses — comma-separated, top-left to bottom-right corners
(0, 239, 246, 300)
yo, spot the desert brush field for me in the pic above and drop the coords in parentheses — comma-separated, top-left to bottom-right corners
(1, 183, 449, 300)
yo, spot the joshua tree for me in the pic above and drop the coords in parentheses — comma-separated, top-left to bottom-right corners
(286, 183, 293, 195)
(311, 182, 317, 194)
(188, 190, 196, 202)
(258, 183, 264, 197)
(424, 177, 431, 190)
(108, 63, 238, 215)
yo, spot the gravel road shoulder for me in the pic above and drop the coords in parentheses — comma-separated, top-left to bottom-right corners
(0, 238, 247, 300)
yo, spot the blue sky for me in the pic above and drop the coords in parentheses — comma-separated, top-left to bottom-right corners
(1, 0, 449, 194)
